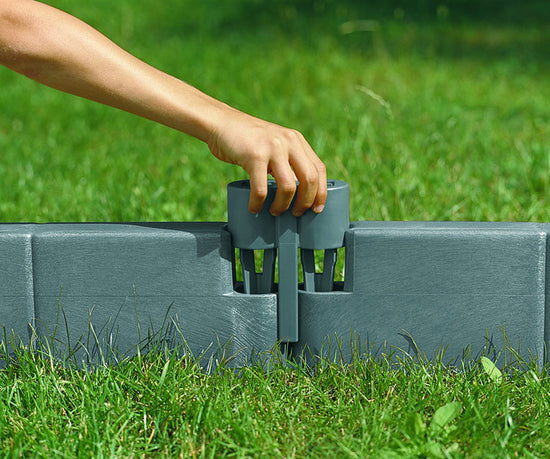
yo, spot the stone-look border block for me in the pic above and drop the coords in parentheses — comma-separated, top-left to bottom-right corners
(292, 222, 547, 364)
(1, 220, 549, 366)
(1, 223, 277, 366)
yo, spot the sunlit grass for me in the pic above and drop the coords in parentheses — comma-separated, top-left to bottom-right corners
(1, 1, 550, 456)
(1, 330, 549, 457)
(1, 1, 548, 223)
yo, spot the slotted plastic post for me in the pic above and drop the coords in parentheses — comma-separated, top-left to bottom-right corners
(227, 181, 277, 295)
(299, 180, 349, 292)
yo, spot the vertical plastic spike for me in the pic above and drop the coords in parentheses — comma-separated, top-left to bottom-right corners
(260, 248, 276, 293)
(301, 248, 338, 292)
(276, 212, 299, 342)
(301, 249, 316, 292)
(319, 248, 337, 292)
(239, 248, 256, 294)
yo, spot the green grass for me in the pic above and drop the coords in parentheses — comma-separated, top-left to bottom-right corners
(1, 0, 549, 223)
(1, 337, 549, 458)
(2, 0, 550, 456)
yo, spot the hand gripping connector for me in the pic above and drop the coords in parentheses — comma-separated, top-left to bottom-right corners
(227, 180, 349, 342)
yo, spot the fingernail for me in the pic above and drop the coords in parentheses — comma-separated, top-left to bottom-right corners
(313, 204, 325, 213)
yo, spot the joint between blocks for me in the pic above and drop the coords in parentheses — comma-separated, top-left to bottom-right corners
(227, 180, 350, 342)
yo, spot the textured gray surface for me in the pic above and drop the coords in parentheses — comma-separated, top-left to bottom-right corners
(0, 220, 548, 366)
(0, 223, 277, 366)
(0, 226, 34, 352)
(292, 221, 546, 365)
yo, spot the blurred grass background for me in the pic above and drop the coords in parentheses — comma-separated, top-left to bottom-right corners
(2, 3, 550, 457)
(0, 0, 548, 222)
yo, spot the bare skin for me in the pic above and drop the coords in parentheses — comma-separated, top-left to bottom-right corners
(0, 0, 327, 216)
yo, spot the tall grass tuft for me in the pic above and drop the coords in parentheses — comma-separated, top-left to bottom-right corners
(1, 321, 549, 456)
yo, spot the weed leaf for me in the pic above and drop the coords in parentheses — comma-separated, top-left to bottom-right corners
(429, 402, 462, 435)
(480, 356, 502, 384)
(407, 412, 426, 437)
(425, 441, 444, 458)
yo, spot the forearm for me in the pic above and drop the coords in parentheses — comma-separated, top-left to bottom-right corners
(0, 0, 222, 142)
(0, 0, 328, 215)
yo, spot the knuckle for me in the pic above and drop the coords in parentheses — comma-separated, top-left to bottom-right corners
(278, 179, 297, 196)
(266, 136, 282, 149)
(286, 129, 304, 144)
(300, 170, 318, 187)
(253, 187, 268, 201)
(316, 161, 327, 176)
(248, 149, 268, 163)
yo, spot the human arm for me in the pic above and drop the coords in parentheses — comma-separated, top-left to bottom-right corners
(0, 0, 327, 215)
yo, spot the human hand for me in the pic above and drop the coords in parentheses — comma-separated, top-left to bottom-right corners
(0, 0, 328, 217)
(0, 0, 326, 216)
(207, 108, 327, 216)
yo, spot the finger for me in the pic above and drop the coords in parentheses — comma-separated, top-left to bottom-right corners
(247, 163, 269, 214)
(299, 134, 327, 213)
(269, 162, 297, 216)
(289, 141, 324, 216)
(311, 160, 327, 213)
(292, 168, 319, 217)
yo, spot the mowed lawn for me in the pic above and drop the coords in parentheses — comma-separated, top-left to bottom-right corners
(1, 0, 550, 457)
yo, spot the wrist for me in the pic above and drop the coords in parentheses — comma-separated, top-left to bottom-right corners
(163, 80, 233, 144)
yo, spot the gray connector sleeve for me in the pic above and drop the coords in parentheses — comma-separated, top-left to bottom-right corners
(227, 179, 350, 342)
